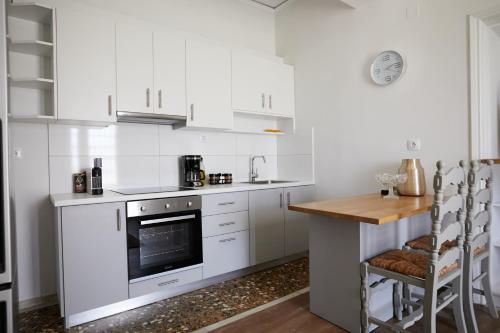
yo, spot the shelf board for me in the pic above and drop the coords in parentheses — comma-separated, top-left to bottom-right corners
(7, 2, 52, 23)
(233, 109, 294, 119)
(227, 129, 285, 136)
(493, 202, 500, 207)
(493, 239, 500, 248)
(8, 114, 56, 123)
(8, 37, 53, 56)
(9, 76, 54, 90)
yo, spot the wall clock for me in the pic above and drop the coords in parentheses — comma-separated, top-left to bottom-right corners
(370, 50, 405, 86)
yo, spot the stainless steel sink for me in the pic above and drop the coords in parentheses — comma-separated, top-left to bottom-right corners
(241, 180, 296, 185)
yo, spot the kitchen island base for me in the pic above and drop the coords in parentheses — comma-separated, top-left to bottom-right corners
(308, 213, 430, 332)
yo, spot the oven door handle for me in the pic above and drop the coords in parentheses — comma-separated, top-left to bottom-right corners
(140, 214, 196, 226)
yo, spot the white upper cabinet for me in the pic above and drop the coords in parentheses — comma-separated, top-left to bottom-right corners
(57, 6, 116, 122)
(269, 63, 295, 117)
(231, 53, 295, 117)
(153, 31, 186, 117)
(116, 22, 154, 114)
(232, 52, 270, 113)
(186, 39, 232, 130)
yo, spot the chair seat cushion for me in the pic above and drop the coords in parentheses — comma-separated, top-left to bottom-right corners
(406, 235, 457, 255)
(369, 249, 459, 279)
(408, 236, 487, 257)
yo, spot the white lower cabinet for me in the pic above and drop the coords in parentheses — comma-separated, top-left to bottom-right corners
(61, 202, 128, 316)
(203, 230, 250, 279)
(249, 188, 285, 265)
(249, 186, 314, 265)
(285, 186, 315, 255)
(129, 268, 203, 298)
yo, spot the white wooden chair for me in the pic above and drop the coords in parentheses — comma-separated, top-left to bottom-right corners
(360, 161, 467, 333)
(463, 160, 498, 332)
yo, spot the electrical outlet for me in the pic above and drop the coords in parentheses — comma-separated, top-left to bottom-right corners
(407, 139, 421, 152)
(13, 148, 22, 159)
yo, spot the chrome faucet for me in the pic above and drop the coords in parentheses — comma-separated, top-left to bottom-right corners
(249, 155, 266, 183)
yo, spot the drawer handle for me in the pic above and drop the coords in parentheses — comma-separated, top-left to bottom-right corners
(219, 221, 236, 227)
(158, 278, 179, 287)
(218, 201, 235, 206)
(219, 237, 236, 243)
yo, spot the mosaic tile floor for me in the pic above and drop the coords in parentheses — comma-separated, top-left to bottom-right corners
(19, 257, 309, 333)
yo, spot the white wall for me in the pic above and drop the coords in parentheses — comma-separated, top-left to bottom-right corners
(10, 0, 277, 303)
(18, 0, 275, 55)
(479, 24, 500, 158)
(275, 0, 500, 200)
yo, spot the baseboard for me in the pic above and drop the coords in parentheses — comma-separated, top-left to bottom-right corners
(19, 294, 58, 313)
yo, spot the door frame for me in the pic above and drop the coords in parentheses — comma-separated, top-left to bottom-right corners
(469, 6, 500, 159)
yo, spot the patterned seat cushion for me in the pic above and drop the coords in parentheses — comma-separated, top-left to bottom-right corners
(369, 249, 459, 279)
(406, 235, 457, 255)
(408, 235, 487, 257)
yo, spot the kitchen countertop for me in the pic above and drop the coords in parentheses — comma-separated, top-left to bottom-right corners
(50, 181, 315, 207)
(288, 193, 433, 225)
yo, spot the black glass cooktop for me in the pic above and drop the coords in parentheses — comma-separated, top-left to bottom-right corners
(111, 186, 195, 195)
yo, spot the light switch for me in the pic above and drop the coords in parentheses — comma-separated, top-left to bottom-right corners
(407, 139, 421, 152)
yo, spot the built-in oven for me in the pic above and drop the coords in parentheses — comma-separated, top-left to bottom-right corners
(126, 196, 202, 282)
(0, 286, 13, 333)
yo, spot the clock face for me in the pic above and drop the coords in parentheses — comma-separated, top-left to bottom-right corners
(370, 51, 405, 86)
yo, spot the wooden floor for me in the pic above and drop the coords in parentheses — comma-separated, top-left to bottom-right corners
(211, 293, 500, 333)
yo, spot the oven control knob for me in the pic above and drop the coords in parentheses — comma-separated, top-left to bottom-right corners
(187, 201, 193, 208)
(165, 203, 171, 209)
(140, 206, 146, 212)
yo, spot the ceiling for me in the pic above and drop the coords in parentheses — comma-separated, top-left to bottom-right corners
(249, 0, 291, 9)
(480, 9, 500, 37)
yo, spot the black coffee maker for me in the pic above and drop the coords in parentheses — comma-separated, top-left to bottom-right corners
(180, 155, 205, 187)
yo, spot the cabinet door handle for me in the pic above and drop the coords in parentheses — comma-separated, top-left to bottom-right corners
(108, 95, 113, 116)
(280, 193, 283, 208)
(219, 237, 236, 243)
(190, 104, 194, 121)
(219, 221, 236, 227)
(218, 201, 235, 206)
(158, 90, 163, 109)
(287, 192, 291, 206)
(158, 279, 179, 287)
(261, 93, 265, 108)
(269, 94, 273, 110)
(146, 88, 151, 108)
(116, 209, 121, 231)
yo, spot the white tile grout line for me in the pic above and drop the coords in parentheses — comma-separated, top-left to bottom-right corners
(192, 287, 310, 333)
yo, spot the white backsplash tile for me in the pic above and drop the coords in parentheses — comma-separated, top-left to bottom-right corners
(159, 156, 181, 186)
(236, 135, 277, 156)
(277, 127, 314, 156)
(45, 123, 282, 193)
(49, 155, 160, 193)
(202, 155, 236, 176)
(49, 123, 159, 156)
(277, 155, 314, 181)
(159, 127, 236, 156)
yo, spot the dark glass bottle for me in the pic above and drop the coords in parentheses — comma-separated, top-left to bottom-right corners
(92, 158, 103, 195)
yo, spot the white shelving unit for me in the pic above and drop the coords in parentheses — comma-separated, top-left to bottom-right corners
(8, 37, 53, 56)
(232, 110, 295, 136)
(7, 2, 52, 23)
(6, 1, 57, 122)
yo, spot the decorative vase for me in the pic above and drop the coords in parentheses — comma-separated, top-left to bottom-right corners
(397, 159, 426, 196)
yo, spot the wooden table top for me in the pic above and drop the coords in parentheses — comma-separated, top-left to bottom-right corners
(288, 193, 434, 225)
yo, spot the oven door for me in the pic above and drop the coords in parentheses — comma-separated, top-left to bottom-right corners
(127, 210, 202, 281)
(0, 287, 13, 333)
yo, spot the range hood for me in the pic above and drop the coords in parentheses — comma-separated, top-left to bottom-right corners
(116, 111, 187, 126)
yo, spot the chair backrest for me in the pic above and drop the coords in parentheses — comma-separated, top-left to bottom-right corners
(428, 161, 467, 279)
(465, 160, 493, 255)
